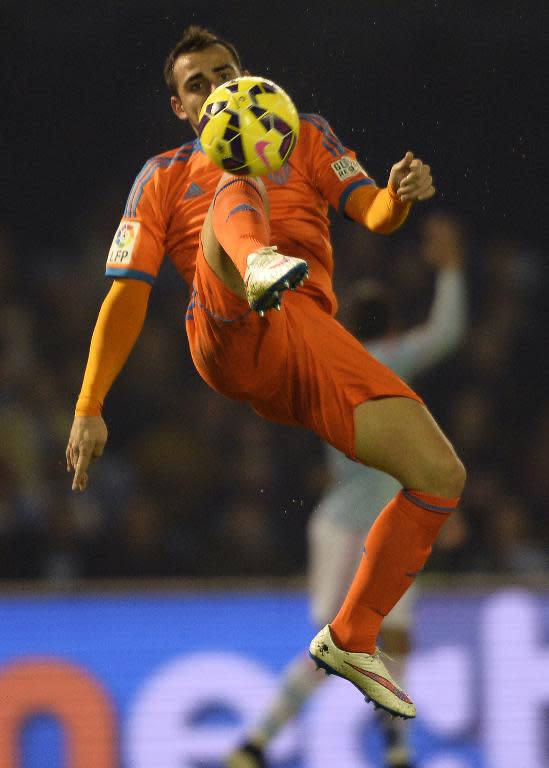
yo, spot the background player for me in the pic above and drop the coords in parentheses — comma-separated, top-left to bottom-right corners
(227, 213, 468, 768)
(66, 26, 466, 719)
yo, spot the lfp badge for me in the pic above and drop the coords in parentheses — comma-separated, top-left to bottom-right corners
(107, 221, 140, 265)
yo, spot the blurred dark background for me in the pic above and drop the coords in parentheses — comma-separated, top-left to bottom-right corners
(1, 0, 548, 582)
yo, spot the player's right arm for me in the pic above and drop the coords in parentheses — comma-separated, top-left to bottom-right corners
(66, 157, 168, 491)
(66, 279, 151, 490)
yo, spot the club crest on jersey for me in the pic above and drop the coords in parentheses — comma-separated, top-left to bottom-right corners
(267, 163, 291, 185)
(107, 221, 140, 265)
(331, 156, 365, 182)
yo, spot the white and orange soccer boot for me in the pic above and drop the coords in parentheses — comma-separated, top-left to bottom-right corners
(309, 624, 416, 719)
(244, 246, 308, 315)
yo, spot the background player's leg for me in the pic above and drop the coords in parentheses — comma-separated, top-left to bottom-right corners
(377, 591, 417, 768)
(226, 515, 361, 767)
(331, 396, 465, 653)
(226, 653, 321, 768)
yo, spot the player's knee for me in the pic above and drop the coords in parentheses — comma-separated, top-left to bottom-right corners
(215, 173, 268, 207)
(453, 455, 467, 495)
(433, 449, 466, 498)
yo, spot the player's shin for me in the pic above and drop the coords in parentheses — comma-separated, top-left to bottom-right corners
(212, 177, 270, 278)
(330, 489, 459, 653)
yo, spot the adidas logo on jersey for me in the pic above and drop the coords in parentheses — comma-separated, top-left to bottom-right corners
(184, 182, 205, 199)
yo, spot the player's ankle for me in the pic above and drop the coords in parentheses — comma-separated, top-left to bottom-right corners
(329, 624, 376, 655)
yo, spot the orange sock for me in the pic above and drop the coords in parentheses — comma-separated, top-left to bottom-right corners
(330, 489, 459, 653)
(212, 178, 270, 278)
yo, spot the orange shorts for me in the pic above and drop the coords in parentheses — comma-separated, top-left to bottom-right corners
(186, 245, 422, 459)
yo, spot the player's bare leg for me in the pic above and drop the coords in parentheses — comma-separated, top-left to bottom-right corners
(310, 396, 465, 717)
(353, 397, 465, 497)
(201, 174, 308, 314)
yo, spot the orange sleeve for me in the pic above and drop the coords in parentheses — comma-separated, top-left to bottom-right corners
(299, 115, 377, 215)
(75, 279, 151, 416)
(344, 184, 412, 234)
(105, 157, 169, 285)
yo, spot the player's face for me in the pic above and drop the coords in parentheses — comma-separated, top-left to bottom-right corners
(170, 44, 242, 134)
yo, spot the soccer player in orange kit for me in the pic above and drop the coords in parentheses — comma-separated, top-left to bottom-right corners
(66, 26, 465, 719)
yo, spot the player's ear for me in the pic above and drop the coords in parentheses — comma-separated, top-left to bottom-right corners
(171, 96, 188, 122)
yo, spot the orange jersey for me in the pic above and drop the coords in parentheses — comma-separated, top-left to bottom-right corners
(105, 114, 376, 312)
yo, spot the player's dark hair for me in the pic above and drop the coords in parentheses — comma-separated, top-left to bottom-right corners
(164, 25, 243, 96)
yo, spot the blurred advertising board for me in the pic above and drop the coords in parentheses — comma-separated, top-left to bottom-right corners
(0, 586, 547, 767)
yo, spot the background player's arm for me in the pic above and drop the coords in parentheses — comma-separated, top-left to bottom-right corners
(370, 213, 468, 378)
(66, 279, 151, 491)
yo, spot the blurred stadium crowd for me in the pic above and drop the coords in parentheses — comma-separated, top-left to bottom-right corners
(0, 209, 547, 584)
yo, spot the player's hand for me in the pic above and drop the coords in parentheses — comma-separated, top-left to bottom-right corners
(66, 415, 108, 491)
(389, 151, 435, 203)
(420, 212, 465, 270)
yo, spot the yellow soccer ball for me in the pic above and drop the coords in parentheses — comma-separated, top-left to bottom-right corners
(198, 76, 300, 176)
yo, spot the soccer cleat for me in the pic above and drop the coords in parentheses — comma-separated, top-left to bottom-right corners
(244, 246, 308, 313)
(309, 625, 416, 719)
(226, 742, 266, 768)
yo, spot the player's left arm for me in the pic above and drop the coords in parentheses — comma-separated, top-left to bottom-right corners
(388, 151, 435, 203)
(302, 116, 434, 233)
(345, 151, 435, 233)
